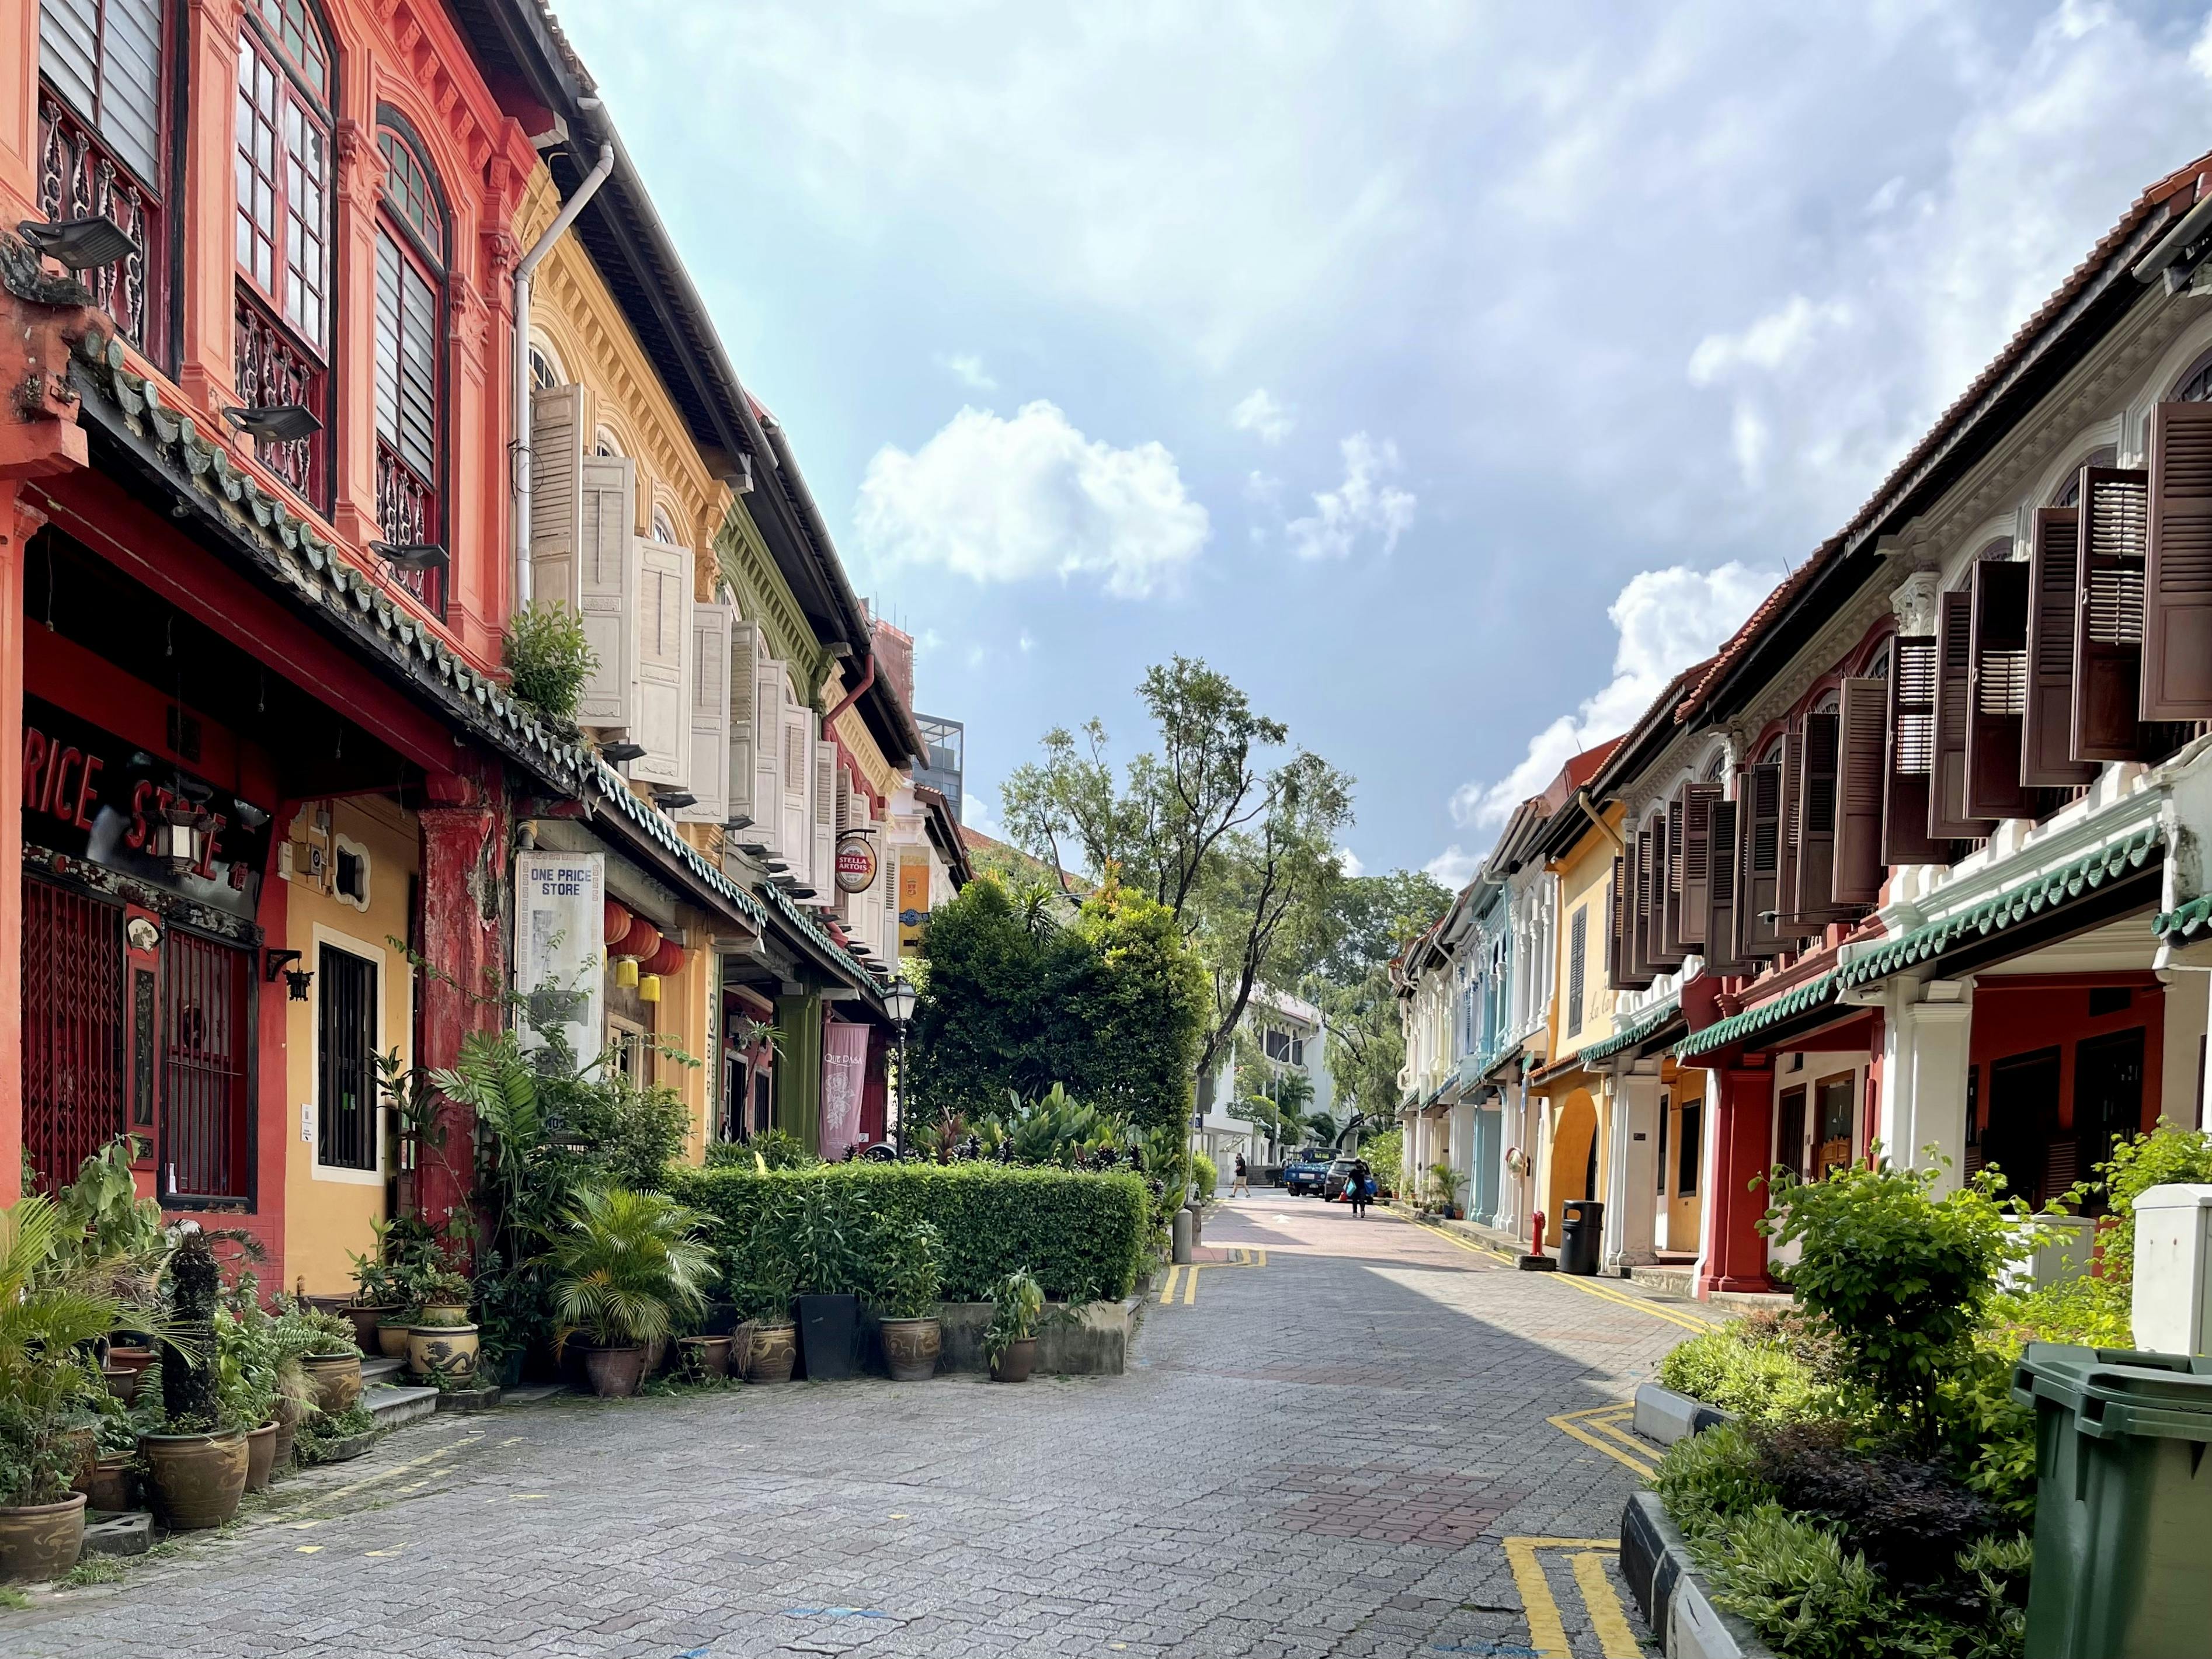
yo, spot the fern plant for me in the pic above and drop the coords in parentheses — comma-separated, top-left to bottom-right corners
(548, 1187, 715, 1352)
(502, 601, 597, 725)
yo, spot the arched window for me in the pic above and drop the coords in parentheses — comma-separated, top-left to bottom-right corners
(233, 0, 333, 507)
(2176, 347, 2212, 405)
(650, 505, 680, 544)
(36, 0, 172, 353)
(373, 113, 448, 615)
(2048, 445, 2117, 507)
(528, 345, 561, 391)
(592, 427, 622, 458)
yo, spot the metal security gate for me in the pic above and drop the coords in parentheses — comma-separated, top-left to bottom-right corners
(317, 944, 377, 1171)
(163, 928, 252, 1202)
(22, 873, 127, 1191)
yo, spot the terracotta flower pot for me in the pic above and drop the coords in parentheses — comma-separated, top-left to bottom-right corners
(142, 1431, 248, 1531)
(75, 1453, 133, 1515)
(300, 1351, 363, 1416)
(747, 1323, 798, 1383)
(105, 1346, 156, 1389)
(407, 1322, 481, 1384)
(881, 1317, 942, 1382)
(676, 1335, 732, 1379)
(377, 1320, 413, 1359)
(990, 1337, 1038, 1383)
(642, 1335, 668, 1376)
(345, 1303, 397, 1352)
(102, 1363, 144, 1406)
(0, 1491, 86, 1583)
(244, 1421, 279, 1491)
(581, 1345, 648, 1399)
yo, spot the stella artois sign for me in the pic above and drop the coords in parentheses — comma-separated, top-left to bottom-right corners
(834, 832, 878, 894)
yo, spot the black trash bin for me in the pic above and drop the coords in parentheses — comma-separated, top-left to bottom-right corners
(1558, 1198, 1604, 1276)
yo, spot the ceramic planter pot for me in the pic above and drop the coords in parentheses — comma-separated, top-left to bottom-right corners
(142, 1431, 248, 1531)
(244, 1421, 279, 1491)
(747, 1323, 798, 1383)
(580, 1345, 648, 1399)
(105, 1345, 156, 1386)
(75, 1452, 133, 1515)
(420, 1302, 470, 1327)
(102, 1362, 144, 1406)
(990, 1337, 1038, 1383)
(376, 1320, 413, 1359)
(797, 1293, 861, 1380)
(676, 1335, 732, 1379)
(0, 1491, 86, 1583)
(407, 1321, 480, 1384)
(345, 1303, 397, 1352)
(642, 1335, 668, 1376)
(881, 1317, 942, 1382)
(270, 1411, 297, 1473)
(300, 1351, 363, 1416)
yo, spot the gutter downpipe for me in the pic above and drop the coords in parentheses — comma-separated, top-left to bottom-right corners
(1573, 787, 1626, 851)
(820, 649, 876, 733)
(511, 140, 615, 611)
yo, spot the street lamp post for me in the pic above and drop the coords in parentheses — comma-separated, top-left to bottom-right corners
(886, 975, 918, 1155)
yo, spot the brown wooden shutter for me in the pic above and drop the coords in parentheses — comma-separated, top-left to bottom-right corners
(1680, 782, 1717, 948)
(2023, 507, 2096, 785)
(2143, 402, 2212, 721)
(2074, 465, 2150, 760)
(1833, 678, 1886, 906)
(1628, 826, 1652, 982)
(1777, 721, 1813, 941)
(1738, 760, 1783, 960)
(1644, 819, 1684, 971)
(1660, 794, 1688, 956)
(1965, 559, 2034, 819)
(1794, 708, 1843, 923)
(1883, 635, 1948, 863)
(1704, 795, 1743, 975)
(1608, 854, 1646, 991)
(1930, 590, 1992, 837)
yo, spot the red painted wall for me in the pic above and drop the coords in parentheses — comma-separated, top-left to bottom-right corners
(1968, 976, 2164, 1138)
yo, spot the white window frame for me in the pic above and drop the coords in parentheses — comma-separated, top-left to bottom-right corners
(308, 922, 397, 1186)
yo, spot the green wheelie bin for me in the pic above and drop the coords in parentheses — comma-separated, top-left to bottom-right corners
(2011, 1342, 2212, 1658)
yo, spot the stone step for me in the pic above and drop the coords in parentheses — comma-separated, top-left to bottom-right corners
(361, 1382, 439, 1430)
(1627, 1265, 1696, 1295)
(83, 1511, 152, 1557)
(359, 1354, 405, 1386)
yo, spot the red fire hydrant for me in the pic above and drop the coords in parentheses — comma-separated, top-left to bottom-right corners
(1529, 1209, 1548, 1257)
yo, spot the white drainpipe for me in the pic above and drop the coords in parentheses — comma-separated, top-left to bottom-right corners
(511, 141, 615, 611)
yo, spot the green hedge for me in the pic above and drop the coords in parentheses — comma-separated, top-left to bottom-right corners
(665, 1163, 1149, 1304)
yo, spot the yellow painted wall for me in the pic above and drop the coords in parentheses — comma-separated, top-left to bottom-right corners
(1550, 805, 1625, 1063)
(279, 797, 418, 1297)
(656, 927, 714, 1166)
(1661, 1068, 1706, 1251)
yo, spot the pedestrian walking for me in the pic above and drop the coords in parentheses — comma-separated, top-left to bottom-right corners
(1231, 1153, 1250, 1197)
(1348, 1160, 1371, 1218)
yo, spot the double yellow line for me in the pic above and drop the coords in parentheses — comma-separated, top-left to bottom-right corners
(1504, 1538, 1642, 1658)
(1156, 1247, 1267, 1306)
(1546, 1403, 1658, 1480)
(1407, 1214, 1716, 1334)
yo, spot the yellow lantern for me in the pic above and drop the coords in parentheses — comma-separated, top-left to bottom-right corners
(638, 973, 661, 1004)
(614, 958, 639, 988)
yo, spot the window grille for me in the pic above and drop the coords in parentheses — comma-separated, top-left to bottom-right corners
(317, 943, 377, 1171)
(22, 873, 127, 1192)
(162, 928, 251, 1202)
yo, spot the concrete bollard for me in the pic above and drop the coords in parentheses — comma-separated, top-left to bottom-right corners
(1171, 1207, 1194, 1264)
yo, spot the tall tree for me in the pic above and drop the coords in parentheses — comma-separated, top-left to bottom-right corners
(1002, 657, 1353, 1096)
(1302, 869, 1451, 1121)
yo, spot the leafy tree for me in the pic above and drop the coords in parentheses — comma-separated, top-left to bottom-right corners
(1001, 656, 1352, 1097)
(1302, 868, 1451, 1121)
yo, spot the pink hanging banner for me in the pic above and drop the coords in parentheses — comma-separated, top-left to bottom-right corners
(819, 1020, 870, 1157)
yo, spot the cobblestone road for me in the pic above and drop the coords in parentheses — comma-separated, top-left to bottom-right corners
(5, 1199, 1703, 1658)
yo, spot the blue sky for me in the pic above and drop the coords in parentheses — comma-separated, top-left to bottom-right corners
(559, 0, 2212, 882)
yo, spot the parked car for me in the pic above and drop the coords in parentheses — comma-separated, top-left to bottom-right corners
(1323, 1158, 1360, 1200)
(1282, 1150, 1334, 1196)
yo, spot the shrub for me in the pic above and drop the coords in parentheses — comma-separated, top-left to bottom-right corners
(1654, 1422, 1776, 1549)
(1361, 1126, 1403, 1194)
(1656, 1327, 1816, 1425)
(667, 1163, 1147, 1303)
(1703, 1503, 1897, 1659)
(1754, 1423, 1992, 1587)
(1191, 1152, 1218, 1198)
(502, 602, 596, 725)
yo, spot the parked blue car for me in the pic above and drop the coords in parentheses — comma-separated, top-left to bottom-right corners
(1282, 1149, 1334, 1196)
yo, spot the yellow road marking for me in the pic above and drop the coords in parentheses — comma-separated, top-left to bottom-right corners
(1159, 1249, 1267, 1307)
(1158, 1264, 1183, 1304)
(1407, 1214, 1716, 1332)
(1547, 1406, 1658, 1480)
(1572, 1551, 1644, 1658)
(1183, 1263, 1202, 1305)
(1503, 1539, 1637, 1659)
(293, 1545, 321, 1554)
(302, 1432, 482, 1513)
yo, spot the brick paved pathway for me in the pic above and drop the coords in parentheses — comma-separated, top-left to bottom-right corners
(5, 1198, 1698, 1658)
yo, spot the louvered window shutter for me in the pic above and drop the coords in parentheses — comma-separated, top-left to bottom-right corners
(629, 540, 693, 788)
(780, 699, 812, 881)
(1704, 797, 1742, 975)
(1793, 710, 1842, 923)
(1738, 761, 1783, 959)
(573, 456, 638, 731)
(2074, 466, 2150, 759)
(677, 601, 733, 824)
(1964, 559, 2033, 820)
(1660, 795, 1688, 957)
(1566, 907, 1587, 1034)
(812, 741, 838, 909)
(1833, 679, 1886, 906)
(1680, 783, 1717, 948)
(832, 767, 855, 920)
(1645, 818, 1683, 971)
(2023, 508, 2095, 785)
(2143, 403, 2212, 720)
(1776, 724, 1808, 942)
(1608, 855, 1642, 990)
(725, 619, 760, 827)
(756, 652, 789, 854)
(527, 384, 589, 610)
(1930, 590, 1990, 837)
(1883, 637, 1947, 864)
(1628, 827, 1654, 980)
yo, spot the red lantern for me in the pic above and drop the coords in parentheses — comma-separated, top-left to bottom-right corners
(615, 916, 662, 962)
(603, 899, 633, 950)
(641, 938, 686, 978)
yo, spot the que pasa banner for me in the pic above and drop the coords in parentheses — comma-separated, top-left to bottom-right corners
(819, 1020, 870, 1156)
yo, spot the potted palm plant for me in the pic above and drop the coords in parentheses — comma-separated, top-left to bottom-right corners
(0, 1193, 147, 1581)
(984, 1268, 1045, 1383)
(548, 1187, 713, 1399)
(872, 1220, 945, 1382)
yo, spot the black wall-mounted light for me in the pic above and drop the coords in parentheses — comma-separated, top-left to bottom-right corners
(371, 541, 448, 572)
(652, 789, 697, 811)
(599, 740, 646, 764)
(19, 212, 135, 269)
(224, 404, 323, 444)
(264, 948, 303, 983)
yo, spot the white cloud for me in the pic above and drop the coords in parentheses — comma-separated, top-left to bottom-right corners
(1425, 846, 1480, 887)
(1286, 433, 1417, 562)
(1335, 846, 1365, 879)
(1446, 561, 1780, 830)
(1018, 629, 1035, 654)
(1230, 387, 1295, 444)
(855, 401, 1210, 599)
(937, 352, 997, 391)
(1687, 295, 1854, 387)
(1244, 470, 1282, 506)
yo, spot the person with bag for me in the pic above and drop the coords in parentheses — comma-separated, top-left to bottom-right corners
(1231, 1152, 1250, 1197)
(1348, 1159, 1372, 1218)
